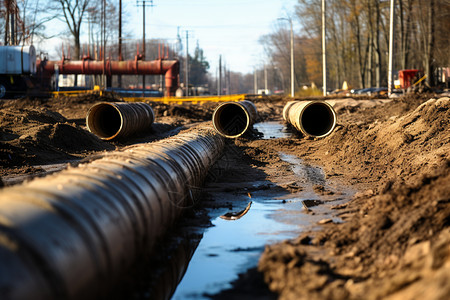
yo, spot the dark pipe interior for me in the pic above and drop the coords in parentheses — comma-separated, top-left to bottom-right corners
(88, 105, 122, 139)
(216, 104, 248, 137)
(301, 104, 335, 136)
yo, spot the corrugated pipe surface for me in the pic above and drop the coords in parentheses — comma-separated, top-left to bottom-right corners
(86, 102, 154, 140)
(283, 100, 337, 138)
(212, 100, 258, 138)
(0, 127, 224, 300)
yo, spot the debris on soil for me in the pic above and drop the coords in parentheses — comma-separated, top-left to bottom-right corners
(302, 199, 324, 208)
(220, 201, 253, 220)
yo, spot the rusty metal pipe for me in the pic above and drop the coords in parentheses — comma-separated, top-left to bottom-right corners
(39, 60, 178, 76)
(37, 59, 180, 96)
(212, 100, 258, 138)
(283, 100, 337, 138)
(0, 127, 224, 300)
(86, 102, 154, 140)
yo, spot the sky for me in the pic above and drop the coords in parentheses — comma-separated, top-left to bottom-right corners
(37, 0, 298, 75)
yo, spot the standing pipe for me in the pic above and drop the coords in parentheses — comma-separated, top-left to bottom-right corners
(283, 100, 337, 138)
(212, 100, 258, 138)
(86, 102, 154, 140)
(0, 127, 224, 300)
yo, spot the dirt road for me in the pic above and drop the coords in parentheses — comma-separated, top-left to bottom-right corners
(0, 93, 449, 299)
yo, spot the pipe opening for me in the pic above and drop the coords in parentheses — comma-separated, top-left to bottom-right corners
(213, 103, 249, 138)
(87, 104, 122, 139)
(301, 103, 336, 137)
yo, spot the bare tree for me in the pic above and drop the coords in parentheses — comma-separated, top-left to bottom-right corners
(50, 0, 92, 59)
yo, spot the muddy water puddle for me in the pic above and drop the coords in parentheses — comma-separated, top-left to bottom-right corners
(253, 121, 293, 139)
(171, 153, 354, 299)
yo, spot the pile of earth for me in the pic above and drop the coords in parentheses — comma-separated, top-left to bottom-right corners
(212, 95, 450, 300)
(0, 106, 114, 177)
(0, 94, 218, 179)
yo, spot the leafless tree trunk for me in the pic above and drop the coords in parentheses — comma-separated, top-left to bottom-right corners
(425, 0, 435, 85)
(398, 0, 414, 69)
(374, 0, 381, 87)
(52, 0, 92, 59)
(349, 0, 366, 87)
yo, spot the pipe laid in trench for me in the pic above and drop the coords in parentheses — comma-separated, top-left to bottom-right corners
(283, 100, 337, 138)
(86, 102, 154, 140)
(0, 126, 224, 300)
(212, 100, 258, 138)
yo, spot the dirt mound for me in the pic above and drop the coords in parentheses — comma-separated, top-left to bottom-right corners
(0, 106, 114, 174)
(257, 97, 450, 300)
(320, 97, 449, 189)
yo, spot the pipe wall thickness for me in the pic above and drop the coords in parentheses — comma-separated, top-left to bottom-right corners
(212, 100, 258, 138)
(0, 127, 224, 300)
(86, 102, 154, 140)
(283, 100, 337, 138)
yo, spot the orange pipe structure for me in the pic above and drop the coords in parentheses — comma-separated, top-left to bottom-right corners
(38, 58, 179, 96)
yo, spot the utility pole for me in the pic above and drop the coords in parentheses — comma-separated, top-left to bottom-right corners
(218, 55, 222, 96)
(387, 0, 395, 96)
(185, 31, 189, 96)
(224, 63, 227, 95)
(137, 0, 154, 96)
(290, 19, 294, 97)
(142, 0, 146, 95)
(264, 65, 268, 93)
(102, 0, 106, 88)
(279, 17, 295, 97)
(322, 0, 327, 96)
(118, 0, 122, 87)
(227, 69, 231, 95)
(254, 68, 257, 94)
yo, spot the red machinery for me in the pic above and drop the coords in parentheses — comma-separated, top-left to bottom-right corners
(398, 69, 419, 89)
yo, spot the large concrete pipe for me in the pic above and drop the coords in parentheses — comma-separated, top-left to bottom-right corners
(212, 100, 258, 138)
(0, 126, 224, 300)
(283, 100, 337, 138)
(86, 102, 154, 140)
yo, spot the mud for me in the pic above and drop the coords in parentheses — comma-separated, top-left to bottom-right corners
(0, 92, 449, 299)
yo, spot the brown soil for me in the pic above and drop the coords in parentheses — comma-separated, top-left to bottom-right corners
(1, 93, 449, 300)
(255, 95, 450, 300)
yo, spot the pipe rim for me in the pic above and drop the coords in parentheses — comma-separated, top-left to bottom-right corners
(298, 101, 337, 138)
(212, 102, 251, 138)
(86, 103, 124, 140)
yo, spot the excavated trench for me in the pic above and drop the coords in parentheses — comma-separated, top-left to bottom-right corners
(2, 94, 449, 300)
(0, 120, 353, 300)
(154, 122, 354, 300)
(0, 98, 351, 300)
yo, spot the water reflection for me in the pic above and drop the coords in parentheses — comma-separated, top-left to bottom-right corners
(172, 198, 301, 300)
(253, 121, 293, 139)
(169, 155, 353, 299)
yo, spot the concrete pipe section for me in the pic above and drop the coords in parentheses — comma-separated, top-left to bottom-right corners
(283, 100, 337, 138)
(86, 102, 154, 140)
(0, 126, 224, 300)
(212, 100, 258, 138)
